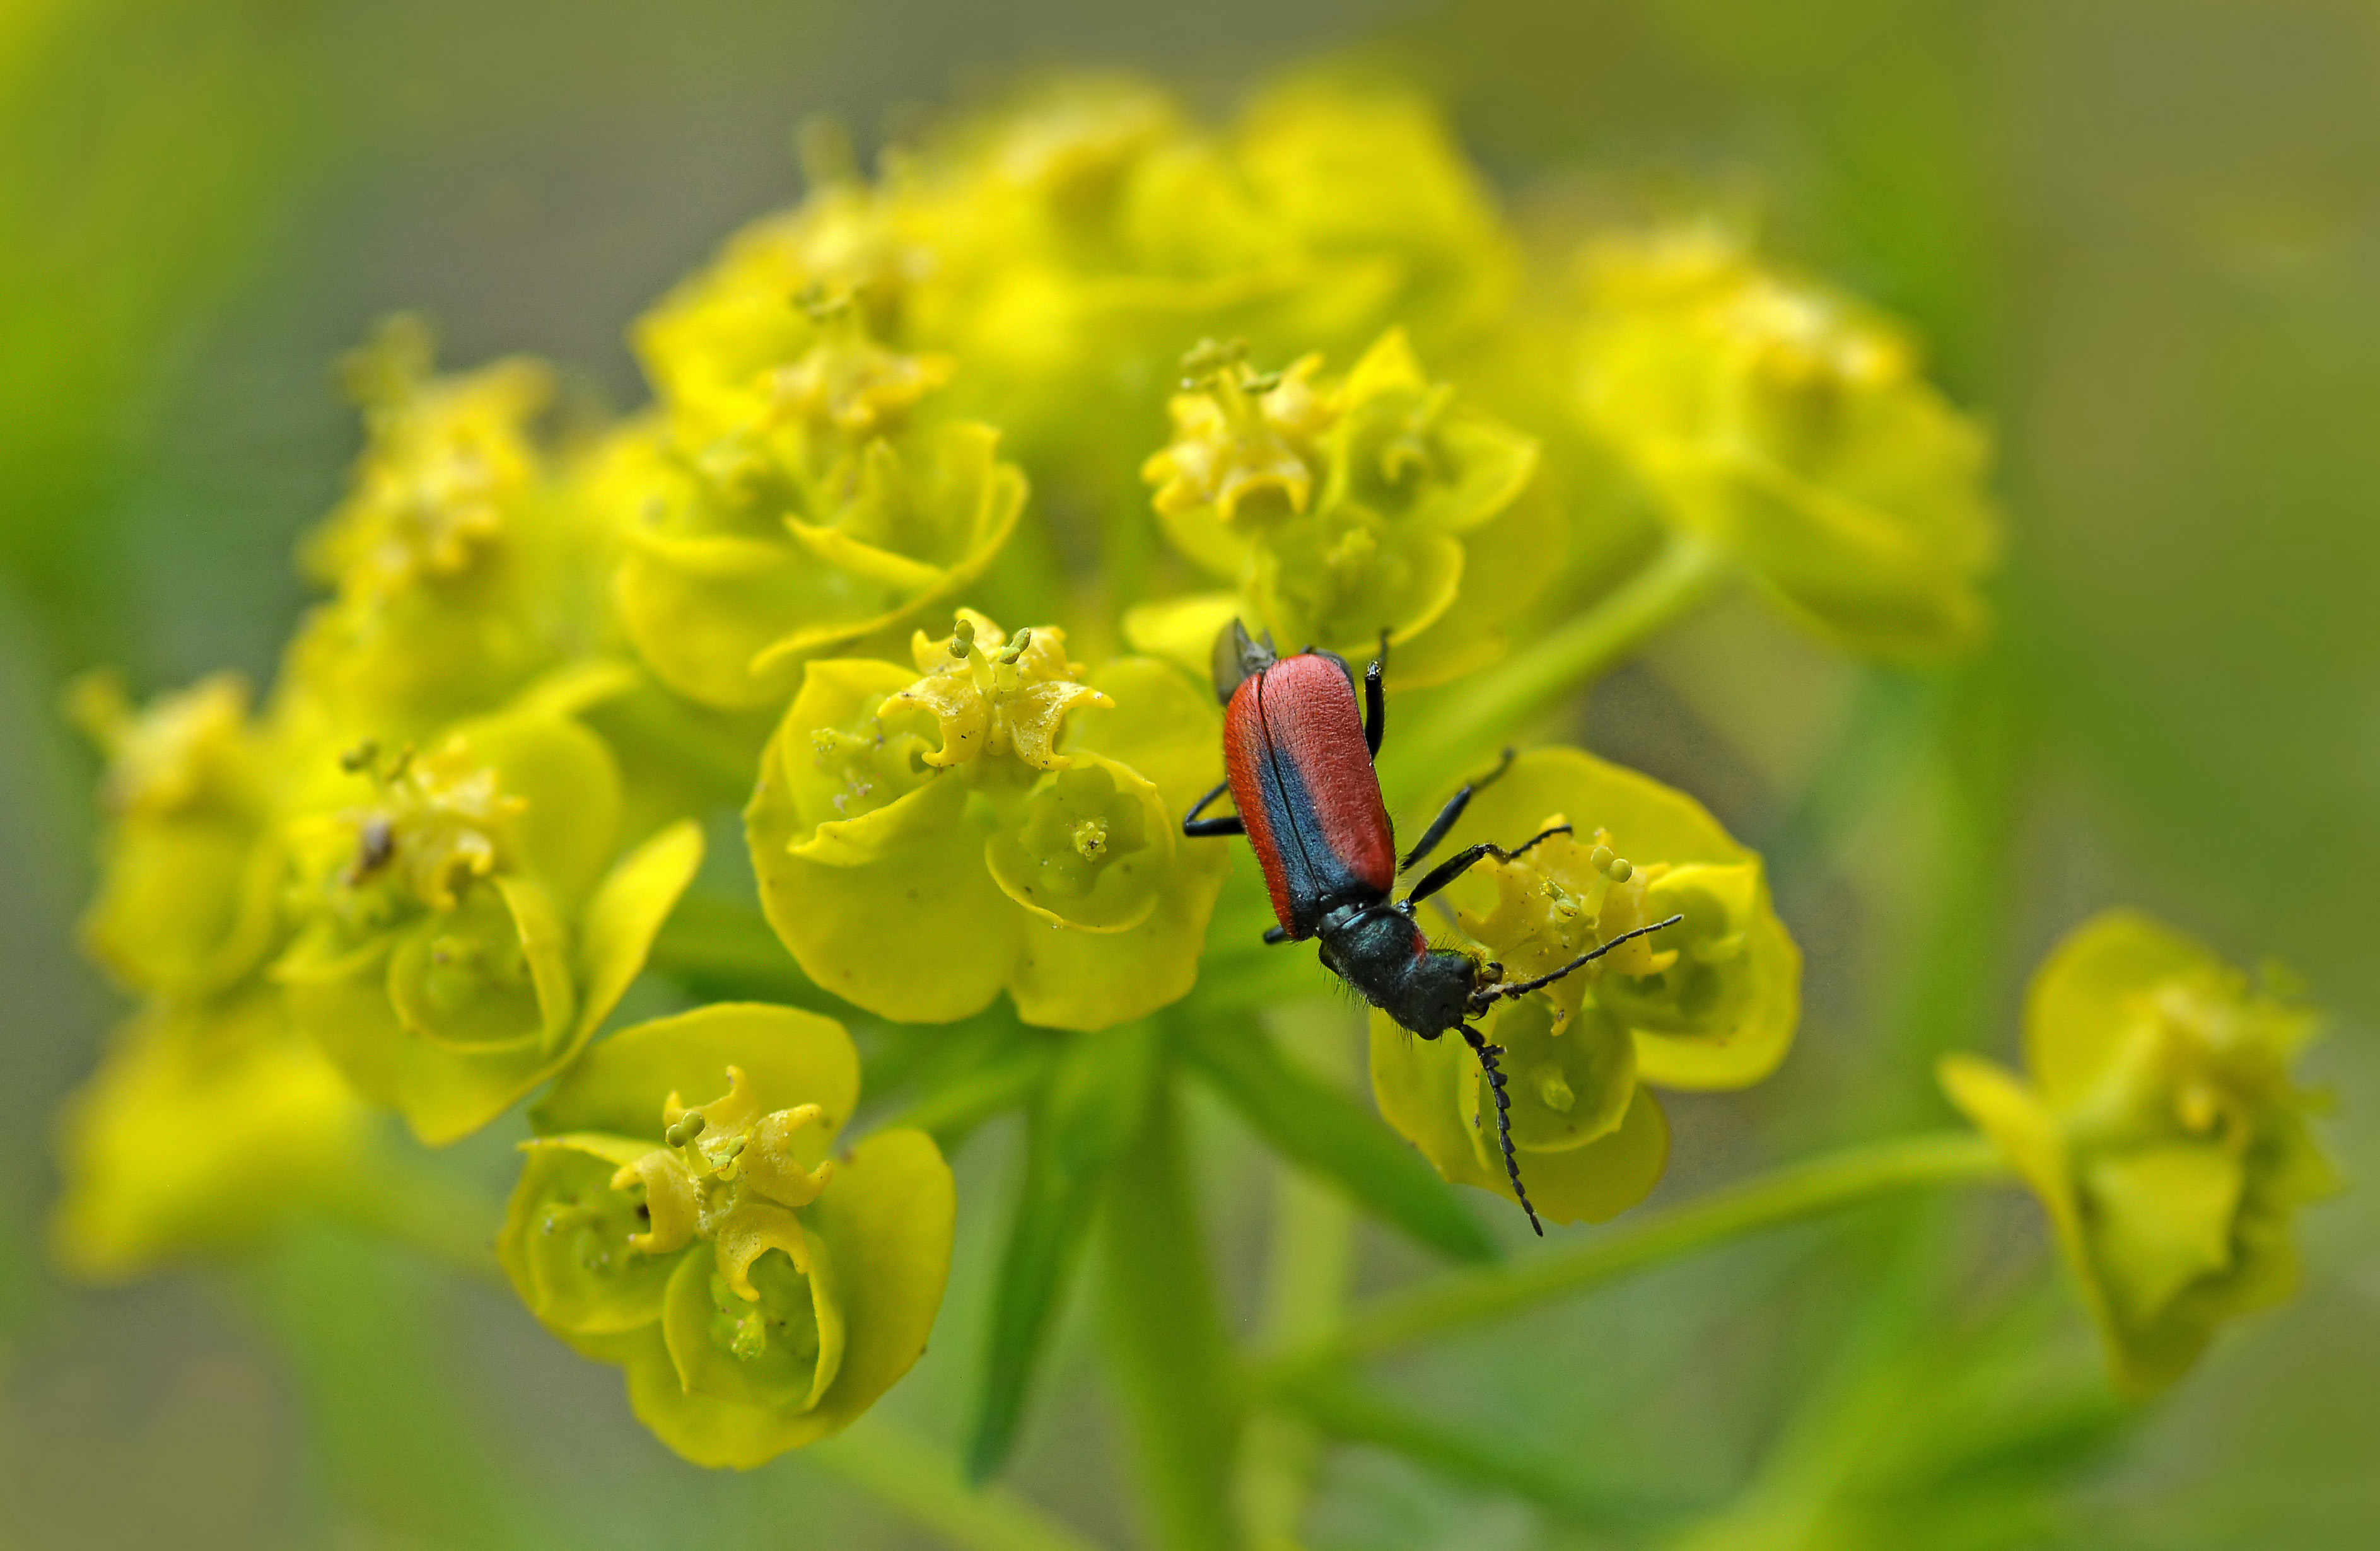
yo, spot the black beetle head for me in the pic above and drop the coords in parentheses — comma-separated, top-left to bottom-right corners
(1210, 617, 1277, 706)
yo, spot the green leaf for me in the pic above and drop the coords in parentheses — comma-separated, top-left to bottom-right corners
(1184, 1018, 1498, 1263)
(966, 1021, 1161, 1484)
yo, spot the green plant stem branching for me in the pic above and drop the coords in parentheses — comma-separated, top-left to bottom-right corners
(1383, 531, 1731, 808)
(1251, 1130, 2009, 1385)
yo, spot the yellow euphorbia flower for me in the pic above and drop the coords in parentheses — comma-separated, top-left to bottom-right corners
(605, 299, 1027, 709)
(274, 706, 701, 1144)
(1573, 224, 2000, 663)
(67, 671, 283, 1001)
(747, 611, 1226, 1029)
(500, 1003, 954, 1468)
(51, 985, 369, 1281)
(1131, 330, 1558, 685)
(285, 317, 607, 738)
(628, 76, 1520, 629)
(1371, 748, 1799, 1224)
(1941, 911, 2338, 1394)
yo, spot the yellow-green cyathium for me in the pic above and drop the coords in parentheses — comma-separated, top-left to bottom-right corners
(608, 293, 1027, 710)
(626, 76, 1519, 619)
(68, 670, 284, 1002)
(501, 1004, 954, 1468)
(1940, 911, 2339, 1394)
(1372, 749, 1799, 1223)
(274, 706, 702, 1144)
(284, 317, 606, 739)
(1131, 329, 1557, 686)
(749, 610, 1227, 1028)
(1572, 225, 2000, 662)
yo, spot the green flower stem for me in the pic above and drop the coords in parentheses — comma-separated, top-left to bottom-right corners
(1235, 1006, 1363, 1550)
(1251, 1130, 2007, 1384)
(1382, 531, 1730, 809)
(807, 1418, 1107, 1551)
(648, 890, 821, 1004)
(1275, 1369, 1676, 1528)
(317, 1147, 506, 1287)
(1100, 1074, 1242, 1551)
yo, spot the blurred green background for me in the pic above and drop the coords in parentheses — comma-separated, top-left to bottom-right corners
(4, 1, 2375, 1546)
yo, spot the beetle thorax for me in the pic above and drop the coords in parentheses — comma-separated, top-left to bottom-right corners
(1314, 903, 1479, 1038)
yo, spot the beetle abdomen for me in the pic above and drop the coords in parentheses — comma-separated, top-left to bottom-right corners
(1223, 651, 1396, 939)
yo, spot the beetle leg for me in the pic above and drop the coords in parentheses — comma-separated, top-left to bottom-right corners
(1396, 748, 1517, 871)
(1401, 822, 1571, 910)
(1363, 629, 1389, 759)
(1461, 1025, 1543, 1236)
(1182, 779, 1244, 839)
(1262, 925, 1293, 945)
(1469, 914, 1687, 1011)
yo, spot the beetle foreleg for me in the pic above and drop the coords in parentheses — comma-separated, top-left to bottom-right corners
(1182, 779, 1244, 839)
(1461, 1025, 1543, 1236)
(1396, 748, 1517, 872)
(1401, 822, 1572, 909)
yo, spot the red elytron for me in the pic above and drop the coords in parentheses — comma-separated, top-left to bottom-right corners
(1184, 621, 1681, 1236)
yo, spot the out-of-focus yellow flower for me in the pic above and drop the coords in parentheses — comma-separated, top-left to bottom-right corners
(1131, 330, 1557, 685)
(51, 985, 370, 1281)
(67, 671, 283, 1001)
(1572, 225, 2000, 663)
(499, 1003, 953, 1468)
(1941, 911, 2339, 1394)
(607, 296, 1027, 710)
(274, 706, 701, 1144)
(1371, 748, 1798, 1223)
(628, 76, 1519, 629)
(285, 317, 607, 738)
(747, 610, 1225, 1028)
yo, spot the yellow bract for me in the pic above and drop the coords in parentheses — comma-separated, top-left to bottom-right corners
(284, 317, 608, 740)
(1369, 748, 1798, 1224)
(748, 612, 1227, 1028)
(499, 1004, 953, 1468)
(1131, 329, 1556, 686)
(69, 671, 283, 1001)
(1940, 910, 2338, 1394)
(1572, 225, 2000, 663)
(276, 705, 701, 1144)
(607, 296, 1027, 709)
(50, 986, 370, 1282)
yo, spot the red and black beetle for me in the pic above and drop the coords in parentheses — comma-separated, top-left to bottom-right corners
(1184, 621, 1680, 1236)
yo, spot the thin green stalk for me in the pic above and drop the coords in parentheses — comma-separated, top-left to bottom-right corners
(1276, 1370, 1675, 1528)
(1100, 1074, 1241, 1551)
(1252, 1131, 2007, 1383)
(1235, 1006, 1362, 1550)
(808, 1418, 1108, 1551)
(316, 1148, 505, 1288)
(1384, 532, 1730, 806)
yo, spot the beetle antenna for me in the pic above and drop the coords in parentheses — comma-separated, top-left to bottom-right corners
(1461, 1025, 1542, 1236)
(1471, 914, 1686, 1013)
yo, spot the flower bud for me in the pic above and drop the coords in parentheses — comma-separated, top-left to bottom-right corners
(1940, 910, 2340, 1394)
(499, 1004, 954, 1467)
